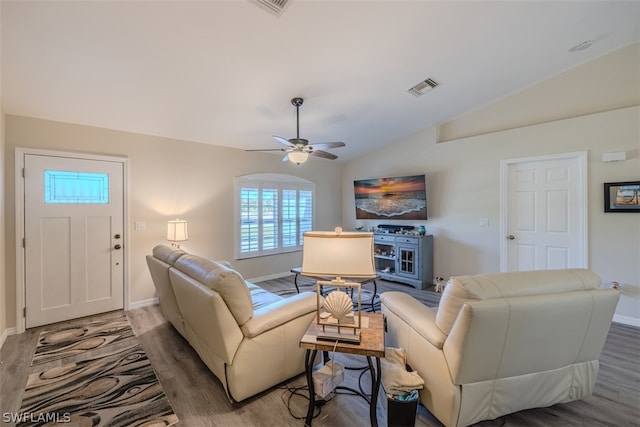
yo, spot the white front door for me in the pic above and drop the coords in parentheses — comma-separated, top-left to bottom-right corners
(500, 151, 587, 272)
(23, 153, 125, 328)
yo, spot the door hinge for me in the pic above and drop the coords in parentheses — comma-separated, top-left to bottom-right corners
(23, 307, 26, 318)
(22, 167, 25, 178)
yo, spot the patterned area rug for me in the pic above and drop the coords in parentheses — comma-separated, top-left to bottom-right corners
(19, 316, 178, 427)
(31, 315, 135, 366)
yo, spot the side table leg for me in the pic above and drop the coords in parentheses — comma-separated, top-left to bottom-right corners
(367, 356, 381, 427)
(371, 280, 378, 312)
(295, 273, 300, 294)
(305, 349, 317, 426)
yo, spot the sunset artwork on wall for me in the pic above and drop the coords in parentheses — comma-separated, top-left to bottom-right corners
(354, 174, 427, 220)
(604, 181, 640, 212)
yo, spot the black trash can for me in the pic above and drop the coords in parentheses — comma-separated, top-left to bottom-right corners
(387, 394, 418, 427)
(382, 352, 422, 427)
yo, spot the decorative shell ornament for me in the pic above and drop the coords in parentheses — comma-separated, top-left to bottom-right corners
(324, 291, 354, 322)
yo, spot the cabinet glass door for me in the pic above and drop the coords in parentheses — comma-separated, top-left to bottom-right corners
(374, 241, 395, 274)
(397, 244, 419, 279)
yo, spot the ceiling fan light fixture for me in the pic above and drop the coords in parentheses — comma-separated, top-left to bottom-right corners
(246, 97, 345, 162)
(288, 151, 309, 165)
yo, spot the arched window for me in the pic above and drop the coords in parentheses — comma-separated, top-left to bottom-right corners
(236, 174, 315, 259)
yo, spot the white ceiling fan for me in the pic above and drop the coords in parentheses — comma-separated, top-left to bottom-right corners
(247, 97, 346, 165)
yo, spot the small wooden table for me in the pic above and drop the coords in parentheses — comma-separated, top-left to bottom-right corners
(290, 267, 380, 312)
(299, 312, 385, 427)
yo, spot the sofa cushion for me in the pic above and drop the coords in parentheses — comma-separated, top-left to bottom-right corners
(250, 287, 283, 310)
(435, 269, 600, 335)
(152, 244, 186, 266)
(174, 254, 253, 326)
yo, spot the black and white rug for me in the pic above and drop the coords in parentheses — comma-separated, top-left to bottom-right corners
(31, 315, 135, 366)
(18, 315, 178, 427)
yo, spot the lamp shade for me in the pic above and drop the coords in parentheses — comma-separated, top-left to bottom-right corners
(301, 229, 375, 278)
(167, 219, 188, 242)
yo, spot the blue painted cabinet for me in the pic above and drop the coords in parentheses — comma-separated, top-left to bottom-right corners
(373, 233, 433, 290)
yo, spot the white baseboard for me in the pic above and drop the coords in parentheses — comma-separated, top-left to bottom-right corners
(129, 297, 159, 310)
(613, 314, 640, 328)
(0, 327, 17, 350)
(247, 271, 293, 283)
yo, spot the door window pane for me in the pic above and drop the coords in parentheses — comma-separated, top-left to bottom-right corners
(44, 170, 109, 204)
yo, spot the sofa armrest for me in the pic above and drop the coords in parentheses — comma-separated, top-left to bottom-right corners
(241, 291, 318, 338)
(215, 260, 233, 269)
(380, 292, 446, 349)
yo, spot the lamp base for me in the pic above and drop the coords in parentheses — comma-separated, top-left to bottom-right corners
(316, 330, 361, 344)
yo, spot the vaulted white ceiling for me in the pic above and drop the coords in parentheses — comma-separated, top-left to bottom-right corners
(2, 1, 639, 162)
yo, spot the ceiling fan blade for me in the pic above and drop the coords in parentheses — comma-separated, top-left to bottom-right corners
(245, 148, 286, 152)
(282, 154, 290, 162)
(273, 135, 294, 147)
(310, 150, 338, 160)
(308, 141, 345, 150)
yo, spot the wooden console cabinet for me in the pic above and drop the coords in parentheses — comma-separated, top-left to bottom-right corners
(373, 233, 433, 290)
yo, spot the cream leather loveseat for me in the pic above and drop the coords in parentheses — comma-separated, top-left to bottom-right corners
(146, 245, 317, 402)
(381, 269, 619, 427)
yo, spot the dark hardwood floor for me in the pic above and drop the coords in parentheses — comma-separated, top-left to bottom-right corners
(1, 275, 638, 426)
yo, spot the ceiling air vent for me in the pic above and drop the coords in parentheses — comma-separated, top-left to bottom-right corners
(407, 78, 439, 97)
(250, 0, 291, 16)
(569, 40, 595, 53)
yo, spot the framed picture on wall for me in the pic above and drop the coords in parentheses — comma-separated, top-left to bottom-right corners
(604, 181, 640, 212)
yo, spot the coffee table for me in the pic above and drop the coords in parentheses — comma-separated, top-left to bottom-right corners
(290, 267, 380, 312)
(299, 312, 385, 427)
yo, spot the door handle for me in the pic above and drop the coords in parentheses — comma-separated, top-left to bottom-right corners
(114, 244, 122, 250)
(507, 235, 515, 240)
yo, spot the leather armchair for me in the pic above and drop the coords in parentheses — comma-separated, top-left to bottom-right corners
(381, 269, 619, 427)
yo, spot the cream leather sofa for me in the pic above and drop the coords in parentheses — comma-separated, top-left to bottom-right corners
(381, 269, 619, 427)
(146, 245, 317, 402)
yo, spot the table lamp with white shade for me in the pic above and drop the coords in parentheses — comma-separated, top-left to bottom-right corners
(301, 227, 376, 343)
(167, 218, 188, 248)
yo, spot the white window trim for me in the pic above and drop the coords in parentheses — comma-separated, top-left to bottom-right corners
(235, 173, 315, 259)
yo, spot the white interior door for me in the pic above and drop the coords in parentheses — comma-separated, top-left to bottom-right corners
(500, 152, 587, 272)
(23, 153, 125, 328)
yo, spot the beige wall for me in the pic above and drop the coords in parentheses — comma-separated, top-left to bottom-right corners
(342, 45, 640, 325)
(3, 116, 343, 328)
(438, 44, 640, 142)
(343, 107, 639, 323)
